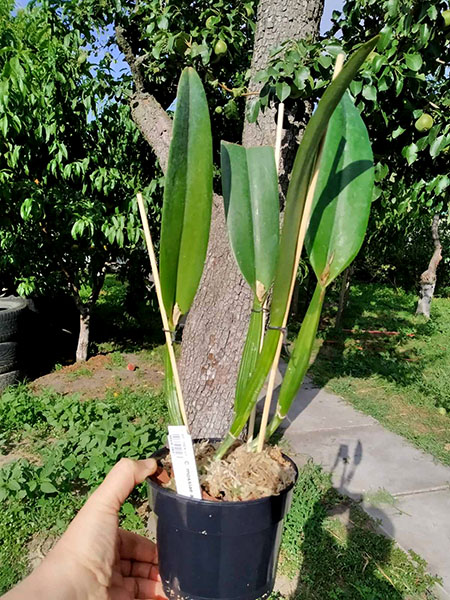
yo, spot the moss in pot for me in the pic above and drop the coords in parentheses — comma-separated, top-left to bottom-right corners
(137, 37, 377, 600)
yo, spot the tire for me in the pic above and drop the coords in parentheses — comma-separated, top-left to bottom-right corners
(0, 297, 27, 343)
(0, 342, 19, 374)
(0, 370, 20, 392)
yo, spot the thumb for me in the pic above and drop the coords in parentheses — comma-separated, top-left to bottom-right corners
(87, 458, 157, 514)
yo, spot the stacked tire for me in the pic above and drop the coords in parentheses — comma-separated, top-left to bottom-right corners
(0, 297, 27, 392)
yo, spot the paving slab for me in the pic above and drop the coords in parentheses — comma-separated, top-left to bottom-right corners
(275, 376, 450, 597)
(363, 490, 450, 597)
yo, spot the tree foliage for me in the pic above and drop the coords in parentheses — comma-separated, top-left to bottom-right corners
(0, 0, 160, 356)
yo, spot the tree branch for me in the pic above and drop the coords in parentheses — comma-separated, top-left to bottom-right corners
(114, 25, 173, 172)
(130, 92, 173, 173)
(115, 25, 146, 94)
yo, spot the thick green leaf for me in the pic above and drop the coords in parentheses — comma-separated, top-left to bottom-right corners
(221, 142, 279, 300)
(216, 36, 379, 459)
(159, 67, 213, 327)
(306, 92, 374, 287)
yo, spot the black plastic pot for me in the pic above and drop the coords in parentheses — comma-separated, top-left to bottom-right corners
(147, 444, 298, 600)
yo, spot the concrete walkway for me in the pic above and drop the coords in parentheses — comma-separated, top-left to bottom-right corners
(262, 371, 450, 599)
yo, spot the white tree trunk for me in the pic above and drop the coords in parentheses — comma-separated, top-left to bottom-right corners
(416, 213, 442, 319)
(76, 312, 90, 362)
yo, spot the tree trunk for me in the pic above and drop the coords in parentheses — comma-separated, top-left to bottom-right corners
(76, 311, 90, 362)
(416, 213, 442, 318)
(180, 196, 253, 436)
(335, 265, 354, 328)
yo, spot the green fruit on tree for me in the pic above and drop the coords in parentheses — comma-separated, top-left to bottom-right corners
(415, 113, 434, 132)
(214, 39, 227, 55)
(442, 10, 450, 27)
(206, 16, 215, 28)
(215, 106, 223, 114)
(437, 407, 447, 416)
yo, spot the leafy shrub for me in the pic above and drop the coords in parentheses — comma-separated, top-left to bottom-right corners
(0, 384, 167, 592)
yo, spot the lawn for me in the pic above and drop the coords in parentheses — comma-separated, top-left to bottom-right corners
(309, 283, 450, 465)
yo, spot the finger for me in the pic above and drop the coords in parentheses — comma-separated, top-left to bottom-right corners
(110, 585, 132, 600)
(120, 560, 161, 580)
(87, 458, 157, 513)
(122, 577, 167, 599)
(119, 529, 158, 564)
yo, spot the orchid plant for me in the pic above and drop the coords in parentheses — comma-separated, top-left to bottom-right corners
(142, 36, 378, 460)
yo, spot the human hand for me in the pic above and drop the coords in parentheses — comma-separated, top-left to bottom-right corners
(3, 458, 166, 600)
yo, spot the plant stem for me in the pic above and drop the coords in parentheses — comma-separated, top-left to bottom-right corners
(235, 298, 264, 414)
(262, 282, 325, 440)
(247, 297, 267, 442)
(136, 192, 188, 429)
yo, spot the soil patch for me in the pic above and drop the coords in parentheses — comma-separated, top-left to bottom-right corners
(32, 353, 164, 400)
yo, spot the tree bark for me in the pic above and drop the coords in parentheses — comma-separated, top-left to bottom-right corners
(76, 311, 90, 362)
(180, 0, 324, 436)
(181, 195, 253, 436)
(335, 265, 354, 328)
(416, 213, 442, 318)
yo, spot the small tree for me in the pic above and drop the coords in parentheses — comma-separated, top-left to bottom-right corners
(0, 1, 159, 360)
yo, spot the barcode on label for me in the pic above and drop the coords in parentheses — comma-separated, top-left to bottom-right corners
(169, 433, 184, 459)
(168, 426, 202, 500)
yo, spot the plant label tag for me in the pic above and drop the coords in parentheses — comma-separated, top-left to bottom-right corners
(167, 426, 202, 499)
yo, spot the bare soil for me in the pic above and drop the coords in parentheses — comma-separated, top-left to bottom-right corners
(32, 353, 164, 400)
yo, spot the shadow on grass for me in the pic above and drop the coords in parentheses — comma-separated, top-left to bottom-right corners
(310, 283, 438, 392)
(280, 462, 437, 600)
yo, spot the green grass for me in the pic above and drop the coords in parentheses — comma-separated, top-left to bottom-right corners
(0, 383, 168, 593)
(308, 283, 450, 464)
(279, 462, 438, 599)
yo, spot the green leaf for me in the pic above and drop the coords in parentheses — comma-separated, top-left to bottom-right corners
(306, 92, 374, 287)
(164, 347, 184, 425)
(40, 481, 57, 494)
(392, 125, 405, 139)
(221, 142, 279, 300)
(159, 68, 213, 327)
(377, 26, 392, 51)
(276, 81, 291, 102)
(20, 198, 33, 221)
(362, 84, 377, 102)
(349, 79, 362, 97)
(405, 54, 422, 72)
(402, 142, 418, 165)
(247, 97, 260, 123)
(234, 299, 264, 412)
(157, 15, 169, 30)
(430, 135, 447, 158)
(264, 283, 325, 439)
(294, 66, 309, 90)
